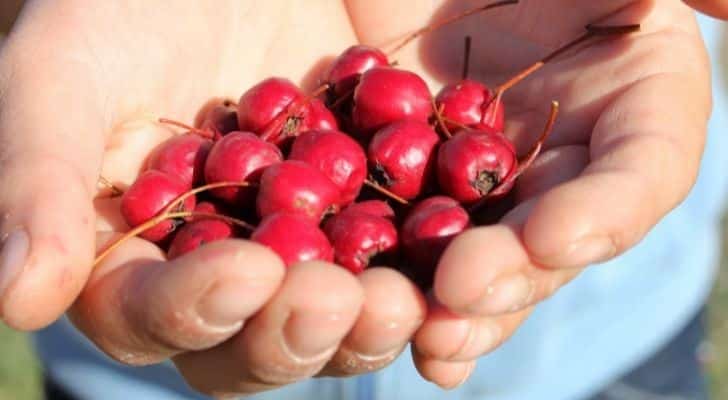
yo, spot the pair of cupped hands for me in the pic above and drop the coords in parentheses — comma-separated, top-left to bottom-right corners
(0, 0, 722, 397)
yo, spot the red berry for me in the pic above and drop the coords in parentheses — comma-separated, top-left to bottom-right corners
(326, 45, 389, 97)
(204, 132, 283, 204)
(289, 130, 366, 205)
(192, 201, 221, 216)
(146, 134, 212, 188)
(324, 210, 398, 274)
(200, 100, 239, 136)
(257, 160, 341, 222)
(435, 79, 504, 133)
(401, 196, 470, 274)
(368, 120, 440, 200)
(343, 200, 395, 219)
(120, 171, 196, 243)
(303, 99, 339, 132)
(167, 219, 233, 259)
(353, 67, 432, 135)
(252, 213, 334, 267)
(437, 130, 517, 203)
(237, 78, 304, 134)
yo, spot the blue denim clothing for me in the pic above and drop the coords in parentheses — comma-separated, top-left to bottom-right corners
(33, 14, 728, 400)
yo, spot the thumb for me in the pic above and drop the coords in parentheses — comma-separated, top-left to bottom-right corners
(684, 0, 728, 19)
(0, 37, 105, 330)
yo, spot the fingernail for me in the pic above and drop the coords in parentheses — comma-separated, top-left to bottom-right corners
(0, 229, 29, 299)
(283, 311, 347, 361)
(197, 281, 269, 329)
(559, 236, 616, 269)
(453, 321, 502, 360)
(470, 274, 534, 315)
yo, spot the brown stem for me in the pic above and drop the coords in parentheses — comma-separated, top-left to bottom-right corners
(94, 211, 192, 266)
(514, 101, 559, 177)
(442, 116, 474, 132)
(158, 118, 215, 139)
(431, 99, 453, 139)
(330, 88, 355, 109)
(364, 180, 410, 205)
(388, 0, 519, 55)
(97, 176, 123, 197)
(311, 83, 330, 98)
(462, 36, 472, 80)
(493, 23, 640, 95)
(93, 211, 256, 267)
(162, 181, 254, 215)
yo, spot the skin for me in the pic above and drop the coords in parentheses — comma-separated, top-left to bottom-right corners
(0, 0, 722, 394)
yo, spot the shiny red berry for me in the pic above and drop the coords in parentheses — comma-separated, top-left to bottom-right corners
(324, 210, 398, 274)
(237, 78, 304, 134)
(368, 120, 440, 200)
(146, 134, 212, 188)
(435, 79, 504, 133)
(289, 129, 367, 205)
(120, 170, 196, 243)
(326, 45, 389, 97)
(401, 196, 470, 275)
(252, 213, 334, 267)
(353, 67, 432, 135)
(437, 130, 517, 203)
(204, 132, 283, 204)
(343, 200, 395, 219)
(167, 219, 233, 259)
(257, 160, 341, 222)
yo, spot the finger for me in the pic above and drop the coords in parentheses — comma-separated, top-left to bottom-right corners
(524, 70, 710, 269)
(684, 0, 728, 18)
(515, 145, 590, 202)
(69, 238, 285, 365)
(414, 300, 531, 362)
(435, 148, 587, 316)
(0, 34, 107, 330)
(412, 348, 476, 390)
(321, 268, 426, 376)
(174, 262, 364, 397)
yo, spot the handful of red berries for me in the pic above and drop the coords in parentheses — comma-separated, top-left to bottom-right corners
(96, 1, 639, 289)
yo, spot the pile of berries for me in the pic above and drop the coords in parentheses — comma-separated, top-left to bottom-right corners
(98, 2, 639, 288)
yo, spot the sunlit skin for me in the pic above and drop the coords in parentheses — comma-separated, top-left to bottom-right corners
(0, 0, 719, 395)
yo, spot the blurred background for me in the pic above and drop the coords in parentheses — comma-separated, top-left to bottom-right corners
(0, 3, 727, 400)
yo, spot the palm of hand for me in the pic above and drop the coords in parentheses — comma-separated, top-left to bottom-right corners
(0, 0, 709, 394)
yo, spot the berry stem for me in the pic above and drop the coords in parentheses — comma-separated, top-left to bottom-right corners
(97, 176, 123, 197)
(493, 23, 640, 95)
(94, 211, 192, 266)
(93, 211, 255, 267)
(330, 88, 356, 109)
(514, 100, 559, 177)
(462, 36, 472, 80)
(162, 181, 254, 215)
(158, 118, 215, 139)
(431, 99, 453, 139)
(364, 180, 410, 205)
(388, 0, 519, 55)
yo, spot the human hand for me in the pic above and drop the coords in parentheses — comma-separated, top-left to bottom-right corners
(0, 1, 427, 396)
(344, 0, 711, 387)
